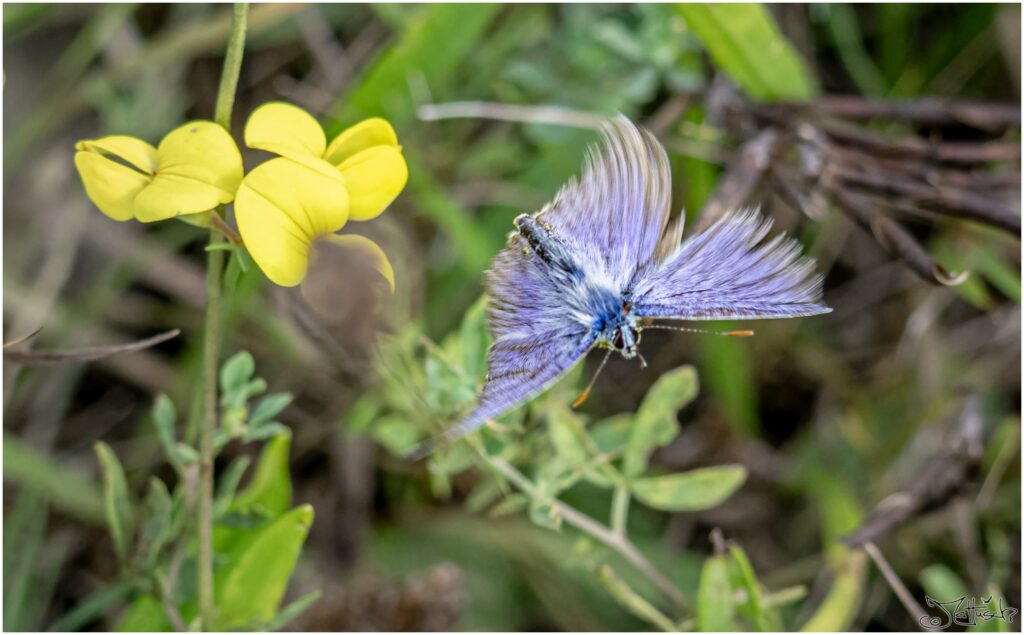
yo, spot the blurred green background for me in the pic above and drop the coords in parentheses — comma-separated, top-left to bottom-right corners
(2, 3, 1020, 631)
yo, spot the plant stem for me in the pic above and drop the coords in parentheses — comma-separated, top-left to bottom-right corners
(214, 3, 248, 130)
(485, 456, 688, 611)
(198, 230, 224, 630)
(611, 484, 630, 537)
(198, 3, 248, 630)
(863, 541, 928, 625)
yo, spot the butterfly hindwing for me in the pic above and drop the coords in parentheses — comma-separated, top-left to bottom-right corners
(632, 209, 830, 321)
(440, 233, 597, 442)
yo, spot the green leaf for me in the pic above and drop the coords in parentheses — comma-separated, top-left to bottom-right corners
(969, 585, 1013, 632)
(589, 413, 634, 454)
(220, 350, 255, 394)
(262, 590, 322, 632)
(115, 594, 169, 632)
(151, 394, 176, 457)
(459, 295, 491, 380)
(2, 433, 104, 524)
(215, 456, 252, 517)
(974, 248, 1021, 303)
(230, 432, 292, 518)
(597, 565, 677, 632)
(4, 492, 49, 631)
(48, 580, 134, 632)
(676, 3, 816, 101)
(488, 493, 531, 518)
(728, 544, 779, 631)
(810, 472, 864, 544)
(698, 326, 759, 436)
(176, 210, 214, 228)
(799, 550, 866, 632)
(214, 505, 315, 629)
(248, 393, 292, 427)
(631, 465, 746, 512)
(171, 442, 199, 466)
(371, 415, 421, 456)
(697, 553, 739, 631)
(241, 421, 290, 443)
(548, 405, 592, 467)
(919, 564, 969, 604)
(94, 442, 134, 565)
(329, 4, 501, 129)
(527, 480, 562, 531)
(623, 366, 698, 477)
(134, 478, 173, 571)
(341, 395, 382, 435)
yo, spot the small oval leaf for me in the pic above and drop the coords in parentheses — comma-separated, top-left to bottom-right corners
(631, 465, 747, 512)
(230, 432, 292, 517)
(623, 366, 699, 477)
(94, 442, 134, 565)
(697, 553, 739, 631)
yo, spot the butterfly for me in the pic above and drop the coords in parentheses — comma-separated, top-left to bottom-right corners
(414, 116, 830, 457)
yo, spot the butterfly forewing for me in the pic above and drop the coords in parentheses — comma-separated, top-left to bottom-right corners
(631, 209, 830, 321)
(538, 116, 673, 288)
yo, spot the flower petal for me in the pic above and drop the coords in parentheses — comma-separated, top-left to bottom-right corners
(75, 135, 158, 175)
(324, 233, 396, 293)
(245, 102, 327, 162)
(156, 121, 244, 200)
(323, 118, 399, 166)
(336, 146, 408, 221)
(234, 157, 349, 287)
(133, 174, 236, 223)
(74, 151, 151, 221)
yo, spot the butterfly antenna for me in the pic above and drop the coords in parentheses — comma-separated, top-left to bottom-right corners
(642, 324, 754, 337)
(636, 350, 648, 370)
(573, 349, 612, 408)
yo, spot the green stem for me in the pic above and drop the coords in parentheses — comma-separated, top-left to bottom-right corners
(198, 3, 248, 630)
(611, 484, 630, 537)
(485, 455, 687, 611)
(213, 3, 248, 129)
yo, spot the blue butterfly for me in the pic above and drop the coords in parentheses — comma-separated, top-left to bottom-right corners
(418, 116, 829, 455)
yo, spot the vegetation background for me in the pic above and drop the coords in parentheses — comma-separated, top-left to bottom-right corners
(2, 3, 1020, 631)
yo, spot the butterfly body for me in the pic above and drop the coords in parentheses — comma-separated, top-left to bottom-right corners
(413, 116, 831, 457)
(515, 212, 644, 359)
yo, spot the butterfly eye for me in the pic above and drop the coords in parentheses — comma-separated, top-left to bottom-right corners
(612, 330, 624, 349)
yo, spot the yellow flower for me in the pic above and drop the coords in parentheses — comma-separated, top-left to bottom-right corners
(234, 102, 406, 289)
(74, 121, 243, 223)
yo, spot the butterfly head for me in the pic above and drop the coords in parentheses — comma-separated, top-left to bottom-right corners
(598, 301, 642, 359)
(610, 322, 641, 359)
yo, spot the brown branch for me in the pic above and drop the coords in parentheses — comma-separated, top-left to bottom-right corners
(863, 542, 929, 630)
(823, 142, 1021, 195)
(694, 129, 781, 231)
(819, 122, 1021, 165)
(764, 95, 1020, 131)
(3, 329, 181, 366)
(825, 187, 969, 287)
(829, 167, 1021, 235)
(844, 397, 985, 548)
(418, 101, 607, 129)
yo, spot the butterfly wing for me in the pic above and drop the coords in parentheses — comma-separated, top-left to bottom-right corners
(437, 233, 597, 444)
(632, 209, 831, 320)
(538, 116, 673, 289)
